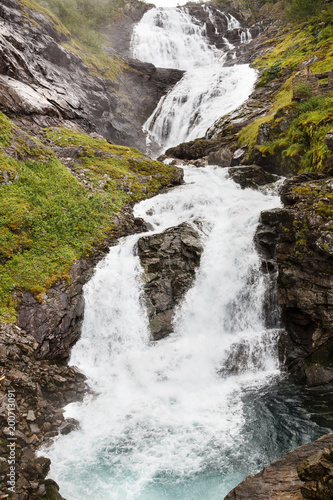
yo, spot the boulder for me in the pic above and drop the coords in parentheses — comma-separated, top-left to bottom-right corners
(137, 223, 203, 340)
(208, 147, 233, 167)
(228, 165, 278, 189)
(225, 434, 333, 500)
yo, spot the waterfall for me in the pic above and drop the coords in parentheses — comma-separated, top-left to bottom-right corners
(131, 8, 219, 70)
(130, 7, 256, 153)
(40, 6, 329, 500)
(143, 64, 256, 151)
(42, 167, 285, 499)
(41, 167, 326, 499)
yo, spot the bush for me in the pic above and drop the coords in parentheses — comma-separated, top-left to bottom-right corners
(259, 62, 282, 86)
(294, 82, 313, 99)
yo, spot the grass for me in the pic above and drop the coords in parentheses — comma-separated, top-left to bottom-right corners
(237, 1, 333, 174)
(0, 117, 179, 323)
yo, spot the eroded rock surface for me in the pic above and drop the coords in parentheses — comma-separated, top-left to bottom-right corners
(225, 434, 333, 500)
(256, 173, 333, 387)
(137, 223, 203, 340)
(0, 323, 86, 500)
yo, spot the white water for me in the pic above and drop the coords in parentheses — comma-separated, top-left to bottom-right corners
(131, 7, 256, 152)
(43, 166, 283, 499)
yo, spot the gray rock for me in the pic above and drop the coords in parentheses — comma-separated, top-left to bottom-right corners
(228, 165, 278, 189)
(208, 147, 233, 167)
(325, 131, 333, 152)
(137, 223, 203, 340)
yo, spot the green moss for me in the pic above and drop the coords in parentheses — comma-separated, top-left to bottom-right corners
(0, 120, 179, 322)
(18, 0, 70, 37)
(317, 193, 333, 220)
(0, 112, 14, 147)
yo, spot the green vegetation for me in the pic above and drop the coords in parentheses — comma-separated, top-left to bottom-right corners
(285, 0, 326, 21)
(34, 0, 125, 51)
(19, 0, 127, 81)
(252, 96, 333, 173)
(237, 0, 333, 174)
(0, 114, 179, 322)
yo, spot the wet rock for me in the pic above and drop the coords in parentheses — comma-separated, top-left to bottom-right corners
(60, 417, 80, 435)
(208, 147, 233, 167)
(231, 147, 247, 166)
(225, 433, 333, 500)
(298, 443, 333, 499)
(227, 165, 278, 189)
(256, 175, 333, 387)
(165, 137, 222, 161)
(137, 223, 203, 340)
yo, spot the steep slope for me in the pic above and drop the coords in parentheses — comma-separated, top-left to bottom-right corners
(0, 0, 183, 150)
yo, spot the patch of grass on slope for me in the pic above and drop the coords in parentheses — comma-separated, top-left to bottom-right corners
(19, 0, 127, 82)
(238, 3, 333, 173)
(0, 114, 179, 322)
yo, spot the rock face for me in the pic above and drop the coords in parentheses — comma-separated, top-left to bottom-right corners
(0, 0, 183, 151)
(224, 433, 333, 500)
(137, 223, 203, 340)
(0, 322, 87, 500)
(255, 173, 333, 387)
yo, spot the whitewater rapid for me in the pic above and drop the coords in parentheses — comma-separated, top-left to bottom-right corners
(40, 5, 330, 500)
(42, 166, 285, 499)
(131, 7, 256, 152)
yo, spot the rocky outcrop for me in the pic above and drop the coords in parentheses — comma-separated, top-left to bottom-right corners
(0, 0, 183, 151)
(0, 322, 87, 500)
(224, 433, 333, 500)
(255, 173, 333, 387)
(137, 223, 203, 340)
(228, 165, 278, 189)
(208, 147, 233, 167)
(298, 442, 333, 499)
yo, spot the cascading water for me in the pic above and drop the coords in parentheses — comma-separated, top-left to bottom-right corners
(41, 6, 331, 499)
(131, 7, 256, 153)
(42, 167, 327, 499)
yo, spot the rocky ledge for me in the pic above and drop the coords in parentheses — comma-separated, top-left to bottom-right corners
(137, 222, 203, 339)
(225, 433, 333, 500)
(255, 172, 333, 387)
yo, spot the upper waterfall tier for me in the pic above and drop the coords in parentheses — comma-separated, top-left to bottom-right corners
(131, 7, 220, 70)
(130, 6, 257, 152)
